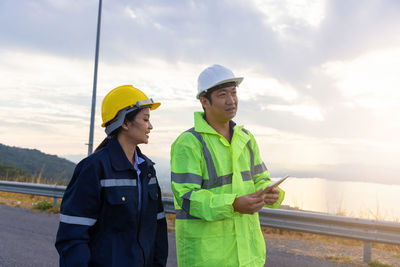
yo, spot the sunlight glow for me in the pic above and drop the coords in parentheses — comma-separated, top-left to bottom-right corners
(0, 49, 200, 155)
(323, 48, 400, 114)
(263, 104, 324, 121)
(281, 177, 400, 221)
(239, 74, 298, 101)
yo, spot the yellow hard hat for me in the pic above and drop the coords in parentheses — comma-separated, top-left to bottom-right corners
(101, 85, 160, 135)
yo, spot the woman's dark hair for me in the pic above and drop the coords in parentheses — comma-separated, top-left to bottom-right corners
(94, 108, 143, 152)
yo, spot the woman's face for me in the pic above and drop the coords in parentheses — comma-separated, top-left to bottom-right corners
(124, 107, 153, 145)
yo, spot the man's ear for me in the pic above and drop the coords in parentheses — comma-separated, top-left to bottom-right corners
(199, 96, 210, 109)
(122, 121, 129, 130)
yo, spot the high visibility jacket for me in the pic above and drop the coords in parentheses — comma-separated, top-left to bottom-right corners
(171, 112, 285, 267)
(55, 138, 168, 267)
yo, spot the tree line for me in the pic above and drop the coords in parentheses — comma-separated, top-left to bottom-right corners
(0, 143, 76, 185)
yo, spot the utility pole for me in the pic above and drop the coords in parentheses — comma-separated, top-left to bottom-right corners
(88, 0, 102, 156)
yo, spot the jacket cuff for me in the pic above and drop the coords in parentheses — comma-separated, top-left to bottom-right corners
(265, 188, 285, 209)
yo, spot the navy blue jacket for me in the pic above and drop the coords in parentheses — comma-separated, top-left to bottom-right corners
(55, 138, 168, 266)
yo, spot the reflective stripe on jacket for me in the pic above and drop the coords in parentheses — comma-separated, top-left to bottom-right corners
(171, 112, 285, 267)
(55, 138, 168, 267)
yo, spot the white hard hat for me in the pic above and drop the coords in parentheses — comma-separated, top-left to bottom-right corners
(197, 64, 243, 99)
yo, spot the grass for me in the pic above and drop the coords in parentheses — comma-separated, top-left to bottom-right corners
(166, 213, 176, 232)
(260, 226, 400, 266)
(2, 190, 399, 265)
(324, 255, 353, 263)
(33, 200, 54, 211)
(166, 212, 400, 265)
(368, 260, 392, 267)
(0, 174, 66, 185)
(0, 191, 60, 213)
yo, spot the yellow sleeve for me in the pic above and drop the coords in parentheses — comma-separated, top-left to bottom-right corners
(170, 132, 236, 221)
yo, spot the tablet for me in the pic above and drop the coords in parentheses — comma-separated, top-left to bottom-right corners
(264, 175, 289, 191)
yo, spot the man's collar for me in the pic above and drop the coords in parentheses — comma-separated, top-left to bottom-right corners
(194, 111, 237, 134)
(229, 120, 236, 130)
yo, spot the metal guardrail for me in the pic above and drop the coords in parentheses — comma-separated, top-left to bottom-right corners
(258, 207, 400, 263)
(1, 180, 400, 263)
(0, 180, 65, 208)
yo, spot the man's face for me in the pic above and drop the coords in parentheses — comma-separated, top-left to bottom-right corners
(202, 85, 238, 123)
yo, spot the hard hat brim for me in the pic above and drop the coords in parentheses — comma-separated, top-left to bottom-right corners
(196, 77, 243, 99)
(145, 102, 161, 111)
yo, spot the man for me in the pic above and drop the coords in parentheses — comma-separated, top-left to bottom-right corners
(170, 64, 285, 267)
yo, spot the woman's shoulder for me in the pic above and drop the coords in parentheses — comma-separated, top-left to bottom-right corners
(76, 146, 111, 169)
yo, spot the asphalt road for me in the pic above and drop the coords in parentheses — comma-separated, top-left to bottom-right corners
(0, 205, 356, 267)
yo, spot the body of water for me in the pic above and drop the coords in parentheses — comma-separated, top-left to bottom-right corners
(160, 177, 400, 222)
(276, 177, 400, 222)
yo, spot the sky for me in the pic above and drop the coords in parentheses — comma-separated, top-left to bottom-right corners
(1, 0, 399, 185)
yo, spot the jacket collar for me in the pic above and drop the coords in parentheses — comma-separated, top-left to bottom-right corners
(193, 111, 250, 146)
(194, 112, 218, 134)
(136, 145, 155, 166)
(194, 111, 244, 136)
(194, 111, 240, 134)
(108, 138, 154, 171)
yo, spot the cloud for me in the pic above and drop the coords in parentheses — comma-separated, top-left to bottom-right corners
(238, 72, 298, 102)
(263, 104, 324, 121)
(316, 0, 400, 61)
(1, 0, 400, 185)
(322, 48, 400, 113)
(0, 0, 98, 57)
(249, 0, 327, 31)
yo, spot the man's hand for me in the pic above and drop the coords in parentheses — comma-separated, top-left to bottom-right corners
(233, 189, 265, 214)
(263, 186, 280, 205)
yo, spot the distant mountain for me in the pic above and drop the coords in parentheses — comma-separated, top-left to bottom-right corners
(0, 143, 76, 184)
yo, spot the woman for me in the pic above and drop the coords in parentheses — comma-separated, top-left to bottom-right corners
(55, 85, 168, 267)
